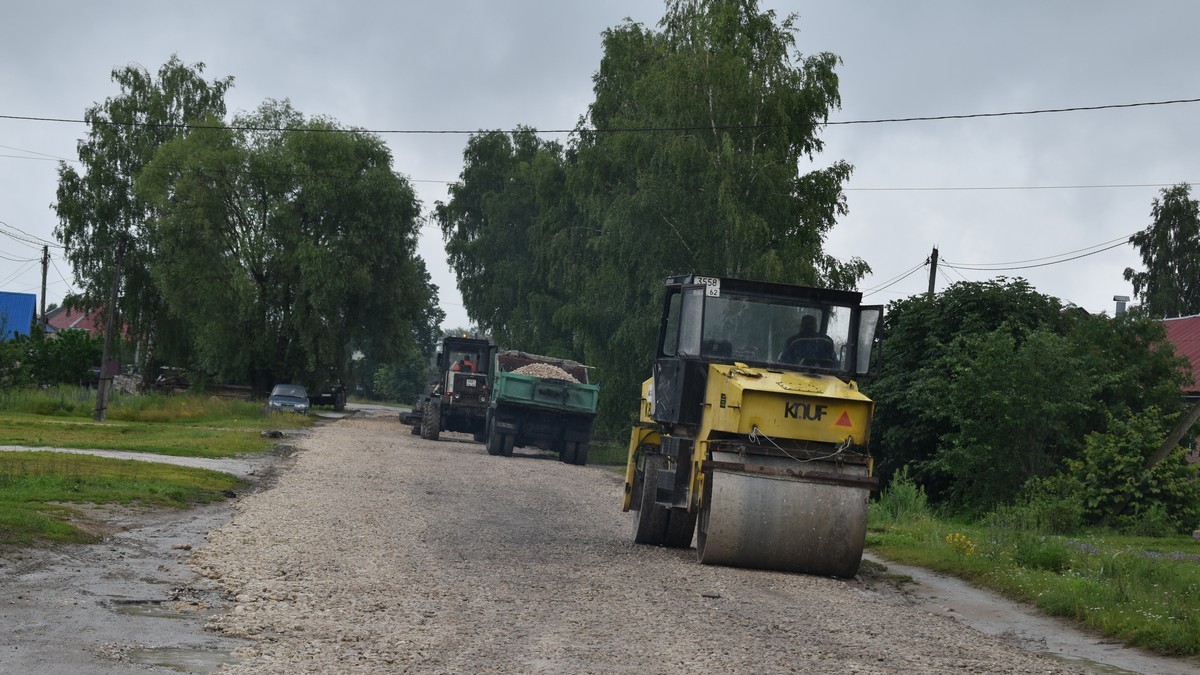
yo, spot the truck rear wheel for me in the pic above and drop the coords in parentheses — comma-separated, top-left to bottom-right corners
(485, 415, 502, 456)
(420, 402, 441, 441)
(572, 442, 589, 466)
(500, 432, 514, 457)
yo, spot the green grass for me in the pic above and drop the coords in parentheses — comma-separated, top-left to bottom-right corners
(588, 439, 630, 466)
(0, 387, 307, 550)
(0, 451, 245, 549)
(0, 387, 312, 458)
(868, 479, 1200, 657)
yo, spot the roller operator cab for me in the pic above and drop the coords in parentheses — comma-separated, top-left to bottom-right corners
(623, 275, 883, 577)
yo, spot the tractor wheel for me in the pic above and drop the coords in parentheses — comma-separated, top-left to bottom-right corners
(420, 402, 441, 441)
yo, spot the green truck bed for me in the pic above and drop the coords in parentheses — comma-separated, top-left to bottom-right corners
(492, 370, 599, 414)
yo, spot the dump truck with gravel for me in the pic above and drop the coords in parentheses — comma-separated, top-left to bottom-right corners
(485, 351, 599, 465)
(624, 274, 883, 577)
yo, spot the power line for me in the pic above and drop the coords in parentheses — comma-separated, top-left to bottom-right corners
(827, 97, 1200, 126)
(0, 221, 62, 249)
(943, 233, 1134, 267)
(845, 182, 1196, 193)
(0, 251, 39, 263)
(862, 260, 928, 299)
(0, 260, 36, 287)
(2, 95, 1198, 136)
(50, 257, 74, 295)
(943, 240, 1128, 272)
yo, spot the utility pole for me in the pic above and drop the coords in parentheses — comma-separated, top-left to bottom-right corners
(94, 243, 125, 422)
(927, 246, 939, 297)
(40, 245, 48, 329)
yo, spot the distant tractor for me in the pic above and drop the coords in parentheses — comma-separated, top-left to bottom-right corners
(401, 336, 497, 441)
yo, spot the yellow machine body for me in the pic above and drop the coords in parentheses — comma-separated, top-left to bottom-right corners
(624, 274, 883, 577)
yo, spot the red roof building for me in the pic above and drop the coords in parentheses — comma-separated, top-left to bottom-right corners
(45, 305, 104, 335)
(1162, 315, 1200, 398)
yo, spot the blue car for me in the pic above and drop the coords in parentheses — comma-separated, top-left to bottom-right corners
(267, 384, 310, 414)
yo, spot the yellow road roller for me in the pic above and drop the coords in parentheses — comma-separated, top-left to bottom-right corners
(623, 275, 882, 577)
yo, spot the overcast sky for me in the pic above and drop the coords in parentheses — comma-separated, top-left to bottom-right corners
(3, 1, 1199, 330)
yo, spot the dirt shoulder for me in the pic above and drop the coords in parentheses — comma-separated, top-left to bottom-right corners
(0, 441, 300, 674)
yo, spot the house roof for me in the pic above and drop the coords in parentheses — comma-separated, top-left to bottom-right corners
(45, 305, 103, 334)
(0, 291, 37, 340)
(1162, 315, 1200, 395)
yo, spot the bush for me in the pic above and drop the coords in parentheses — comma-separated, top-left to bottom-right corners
(1069, 409, 1200, 534)
(871, 466, 930, 525)
(1119, 502, 1179, 538)
(1007, 473, 1086, 535)
(1011, 534, 1074, 572)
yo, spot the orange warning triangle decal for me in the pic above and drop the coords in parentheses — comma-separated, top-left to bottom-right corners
(835, 411, 853, 427)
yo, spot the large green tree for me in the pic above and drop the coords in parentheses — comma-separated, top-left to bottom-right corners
(1124, 183, 1200, 318)
(435, 128, 577, 357)
(136, 100, 434, 391)
(54, 55, 233, 382)
(565, 0, 867, 427)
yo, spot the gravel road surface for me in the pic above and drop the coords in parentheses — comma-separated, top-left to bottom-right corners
(190, 411, 1094, 674)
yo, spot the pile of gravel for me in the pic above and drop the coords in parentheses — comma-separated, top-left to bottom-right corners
(511, 363, 578, 382)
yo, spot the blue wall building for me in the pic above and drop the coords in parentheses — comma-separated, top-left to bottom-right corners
(0, 291, 37, 340)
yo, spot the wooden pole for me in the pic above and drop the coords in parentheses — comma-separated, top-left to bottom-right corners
(93, 243, 124, 422)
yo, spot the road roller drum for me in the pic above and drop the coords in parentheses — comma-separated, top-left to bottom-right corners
(696, 467, 871, 577)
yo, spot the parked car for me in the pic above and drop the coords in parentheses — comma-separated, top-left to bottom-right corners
(267, 384, 310, 414)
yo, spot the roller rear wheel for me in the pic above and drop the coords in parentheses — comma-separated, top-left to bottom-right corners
(631, 453, 692, 547)
(631, 454, 669, 544)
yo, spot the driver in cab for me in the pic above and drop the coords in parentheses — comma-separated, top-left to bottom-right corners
(451, 354, 476, 373)
(781, 314, 837, 365)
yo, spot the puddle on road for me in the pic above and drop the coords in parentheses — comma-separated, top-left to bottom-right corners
(103, 600, 239, 672)
(127, 646, 239, 673)
(1046, 653, 1141, 674)
(104, 598, 220, 620)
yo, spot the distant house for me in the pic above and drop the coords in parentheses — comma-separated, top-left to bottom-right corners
(1161, 315, 1200, 465)
(0, 291, 37, 340)
(45, 305, 105, 336)
(1162, 315, 1200, 401)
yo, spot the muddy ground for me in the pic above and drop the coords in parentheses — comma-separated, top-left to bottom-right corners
(0, 406, 1197, 674)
